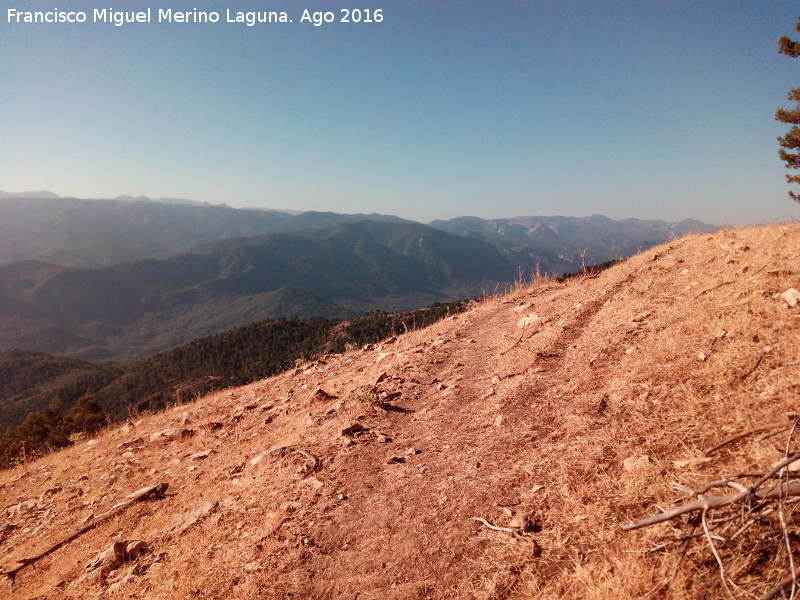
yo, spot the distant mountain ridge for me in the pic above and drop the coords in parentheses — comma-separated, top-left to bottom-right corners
(0, 196, 294, 268)
(0, 190, 60, 199)
(0, 194, 717, 361)
(0, 220, 565, 361)
(429, 214, 717, 264)
(0, 196, 415, 268)
(0, 194, 717, 269)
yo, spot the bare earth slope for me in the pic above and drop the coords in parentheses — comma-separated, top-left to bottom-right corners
(1, 223, 799, 599)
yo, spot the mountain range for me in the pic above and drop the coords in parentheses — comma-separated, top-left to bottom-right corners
(0, 193, 716, 361)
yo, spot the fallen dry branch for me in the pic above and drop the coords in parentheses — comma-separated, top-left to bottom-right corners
(0, 483, 168, 582)
(626, 442, 800, 599)
(623, 460, 800, 532)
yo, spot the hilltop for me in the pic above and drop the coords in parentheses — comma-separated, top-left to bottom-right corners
(1, 223, 798, 599)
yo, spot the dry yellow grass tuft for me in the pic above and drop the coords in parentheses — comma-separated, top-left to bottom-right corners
(0, 222, 798, 599)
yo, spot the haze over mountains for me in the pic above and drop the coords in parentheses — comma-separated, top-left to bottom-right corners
(0, 193, 716, 361)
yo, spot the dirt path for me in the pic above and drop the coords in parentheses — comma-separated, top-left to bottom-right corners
(261, 271, 633, 598)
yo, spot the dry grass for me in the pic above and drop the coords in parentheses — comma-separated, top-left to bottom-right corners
(0, 222, 798, 599)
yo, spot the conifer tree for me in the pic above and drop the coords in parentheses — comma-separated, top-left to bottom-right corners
(777, 17, 800, 202)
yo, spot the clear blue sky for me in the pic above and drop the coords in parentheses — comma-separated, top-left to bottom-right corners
(2, 0, 800, 225)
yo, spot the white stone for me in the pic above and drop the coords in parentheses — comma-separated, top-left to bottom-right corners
(781, 288, 800, 307)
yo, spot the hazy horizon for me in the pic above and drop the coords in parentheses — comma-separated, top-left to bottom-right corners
(0, 188, 733, 226)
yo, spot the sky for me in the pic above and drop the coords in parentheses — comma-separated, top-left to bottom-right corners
(2, 0, 800, 226)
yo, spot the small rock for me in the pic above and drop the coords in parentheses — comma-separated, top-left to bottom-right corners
(781, 288, 800, 307)
(386, 456, 406, 464)
(493, 414, 505, 427)
(698, 352, 706, 361)
(631, 310, 652, 323)
(508, 513, 536, 532)
(189, 449, 215, 460)
(84, 540, 148, 579)
(118, 437, 144, 449)
(341, 423, 369, 437)
(199, 422, 224, 432)
(302, 477, 324, 490)
(311, 388, 336, 402)
(165, 502, 218, 536)
(517, 313, 547, 329)
(243, 561, 263, 573)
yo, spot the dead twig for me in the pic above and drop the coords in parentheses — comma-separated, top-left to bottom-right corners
(500, 333, 525, 356)
(666, 525, 697, 592)
(470, 517, 524, 539)
(739, 355, 764, 380)
(705, 424, 782, 456)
